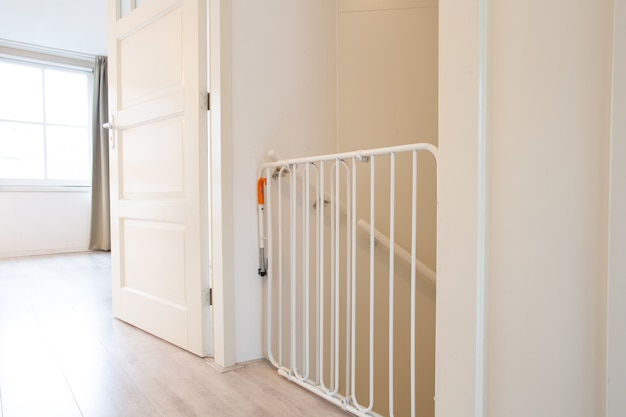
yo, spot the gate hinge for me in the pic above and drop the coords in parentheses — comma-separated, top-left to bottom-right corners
(205, 288, 213, 306)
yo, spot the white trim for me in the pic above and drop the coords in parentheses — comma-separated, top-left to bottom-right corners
(0, 52, 94, 73)
(0, 179, 90, 188)
(0, 248, 91, 259)
(607, 0, 626, 415)
(475, 0, 489, 415)
(0, 185, 90, 193)
(0, 38, 97, 64)
(208, 0, 237, 368)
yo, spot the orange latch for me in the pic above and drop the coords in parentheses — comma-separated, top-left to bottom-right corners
(257, 177, 267, 205)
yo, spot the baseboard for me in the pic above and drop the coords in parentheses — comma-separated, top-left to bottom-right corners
(204, 357, 265, 373)
(0, 248, 91, 259)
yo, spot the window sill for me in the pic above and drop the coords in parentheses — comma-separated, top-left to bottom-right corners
(0, 185, 91, 193)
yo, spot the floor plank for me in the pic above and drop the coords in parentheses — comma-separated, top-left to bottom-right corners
(0, 252, 350, 417)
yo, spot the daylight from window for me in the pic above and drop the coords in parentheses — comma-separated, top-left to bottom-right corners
(0, 60, 90, 185)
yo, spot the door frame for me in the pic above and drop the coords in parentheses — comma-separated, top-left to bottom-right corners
(207, 0, 236, 369)
(607, 0, 626, 414)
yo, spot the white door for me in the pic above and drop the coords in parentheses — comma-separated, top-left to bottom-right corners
(107, 0, 208, 356)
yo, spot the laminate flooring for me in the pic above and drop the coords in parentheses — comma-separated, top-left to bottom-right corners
(0, 252, 350, 417)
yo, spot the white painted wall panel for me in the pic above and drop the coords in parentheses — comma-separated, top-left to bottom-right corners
(437, 1, 613, 416)
(229, 0, 338, 363)
(0, 190, 91, 258)
(487, 2, 611, 415)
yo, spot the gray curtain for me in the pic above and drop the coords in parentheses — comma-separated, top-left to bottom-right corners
(89, 56, 110, 251)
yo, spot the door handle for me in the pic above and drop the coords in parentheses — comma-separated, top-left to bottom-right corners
(103, 116, 116, 149)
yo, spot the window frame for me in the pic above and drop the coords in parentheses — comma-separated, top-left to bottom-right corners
(0, 43, 95, 190)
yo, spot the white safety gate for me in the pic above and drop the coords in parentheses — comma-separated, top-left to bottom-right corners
(257, 143, 438, 417)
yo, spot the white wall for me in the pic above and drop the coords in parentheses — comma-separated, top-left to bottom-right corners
(438, 1, 612, 416)
(487, 2, 611, 415)
(228, 0, 337, 362)
(0, 0, 106, 259)
(436, 1, 482, 414)
(0, 190, 92, 258)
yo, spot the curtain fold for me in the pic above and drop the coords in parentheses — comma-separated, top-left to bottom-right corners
(89, 56, 111, 251)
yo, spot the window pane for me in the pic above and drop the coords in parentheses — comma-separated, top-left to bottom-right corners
(0, 62, 44, 123)
(120, 0, 131, 17)
(44, 69, 89, 126)
(0, 121, 45, 179)
(46, 125, 90, 180)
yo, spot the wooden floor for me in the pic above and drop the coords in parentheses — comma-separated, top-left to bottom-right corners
(0, 252, 350, 417)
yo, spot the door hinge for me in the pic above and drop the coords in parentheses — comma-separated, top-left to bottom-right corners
(201, 91, 211, 111)
(206, 288, 213, 306)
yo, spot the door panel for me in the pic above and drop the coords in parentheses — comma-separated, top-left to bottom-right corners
(122, 221, 187, 304)
(108, 0, 207, 356)
(118, 8, 183, 107)
(121, 119, 185, 196)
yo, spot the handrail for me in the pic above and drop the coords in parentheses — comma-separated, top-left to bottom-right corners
(356, 219, 436, 285)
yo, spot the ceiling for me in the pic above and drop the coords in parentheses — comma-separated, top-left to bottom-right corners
(0, 0, 107, 56)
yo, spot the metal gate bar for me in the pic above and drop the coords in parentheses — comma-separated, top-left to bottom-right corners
(257, 143, 438, 417)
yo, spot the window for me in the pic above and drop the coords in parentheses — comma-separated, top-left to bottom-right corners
(0, 54, 93, 187)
